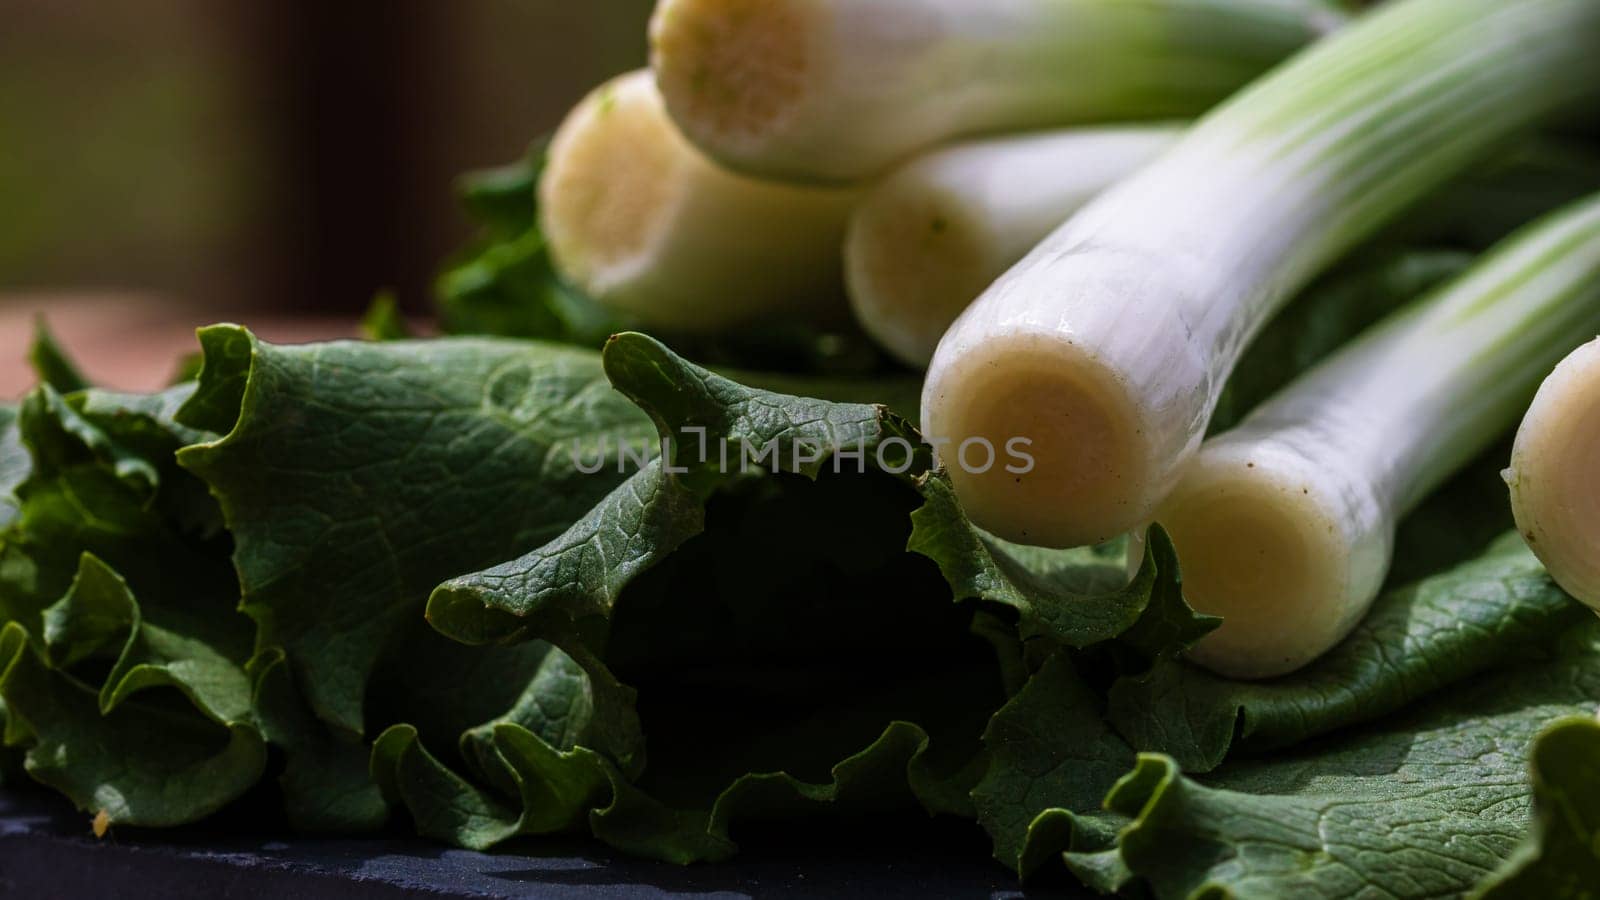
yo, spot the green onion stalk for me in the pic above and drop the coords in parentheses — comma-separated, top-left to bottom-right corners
(922, 0, 1600, 549)
(650, 0, 1346, 181)
(1161, 194, 1600, 679)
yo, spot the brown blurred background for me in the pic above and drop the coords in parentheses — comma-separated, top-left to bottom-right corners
(0, 0, 654, 392)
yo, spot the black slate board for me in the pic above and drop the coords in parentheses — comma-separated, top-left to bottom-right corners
(0, 785, 1086, 898)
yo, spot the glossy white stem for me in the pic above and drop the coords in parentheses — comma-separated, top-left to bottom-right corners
(539, 70, 858, 334)
(1162, 194, 1600, 679)
(845, 126, 1181, 368)
(650, 0, 1343, 181)
(1508, 338, 1600, 614)
(922, 0, 1600, 549)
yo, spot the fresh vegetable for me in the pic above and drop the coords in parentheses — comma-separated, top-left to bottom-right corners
(1110, 512, 1586, 773)
(845, 126, 1181, 367)
(1157, 194, 1600, 680)
(1507, 337, 1600, 613)
(922, 0, 1600, 549)
(0, 406, 24, 528)
(648, 0, 1345, 181)
(3, 326, 1598, 896)
(440, 144, 891, 375)
(11, 0, 1600, 891)
(540, 69, 858, 333)
(849, 137, 1597, 370)
(977, 592, 1600, 894)
(1099, 625, 1600, 897)
(436, 147, 625, 346)
(0, 380, 264, 827)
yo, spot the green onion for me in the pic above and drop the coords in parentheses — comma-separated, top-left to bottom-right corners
(845, 126, 1181, 368)
(922, 0, 1600, 549)
(850, 136, 1592, 371)
(1507, 337, 1600, 615)
(1159, 193, 1600, 680)
(649, 0, 1345, 182)
(539, 70, 858, 334)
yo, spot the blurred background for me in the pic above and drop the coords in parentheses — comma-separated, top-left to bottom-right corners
(0, 0, 654, 393)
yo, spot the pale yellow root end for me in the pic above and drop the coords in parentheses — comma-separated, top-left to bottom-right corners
(650, 0, 812, 148)
(1510, 342, 1600, 610)
(1158, 461, 1362, 680)
(539, 72, 687, 292)
(930, 339, 1151, 549)
(846, 191, 990, 368)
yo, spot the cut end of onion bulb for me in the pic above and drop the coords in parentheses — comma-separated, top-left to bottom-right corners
(539, 69, 857, 332)
(923, 335, 1156, 549)
(650, 0, 814, 166)
(1157, 445, 1391, 680)
(541, 71, 688, 300)
(1508, 337, 1600, 613)
(845, 188, 994, 368)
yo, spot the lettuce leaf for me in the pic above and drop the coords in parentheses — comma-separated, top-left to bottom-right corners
(4, 385, 241, 654)
(167, 326, 940, 840)
(1108, 534, 1586, 773)
(0, 406, 23, 527)
(435, 149, 625, 346)
(908, 478, 1147, 648)
(1104, 622, 1600, 898)
(970, 652, 1136, 880)
(175, 326, 658, 737)
(27, 322, 90, 396)
(0, 317, 1592, 897)
(416, 333, 991, 855)
(0, 621, 264, 827)
(168, 326, 661, 827)
(1474, 716, 1600, 896)
(0, 375, 263, 826)
(360, 292, 413, 342)
(416, 333, 1203, 861)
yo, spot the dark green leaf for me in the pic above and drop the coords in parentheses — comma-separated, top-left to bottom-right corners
(1108, 534, 1585, 773)
(0, 385, 261, 828)
(458, 147, 541, 239)
(0, 405, 25, 527)
(43, 554, 252, 722)
(908, 476, 1140, 645)
(1474, 716, 1600, 897)
(175, 326, 656, 736)
(910, 479, 1216, 677)
(1106, 623, 1600, 898)
(436, 145, 621, 346)
(370, 721, 610, 850)
(427, 333, 921, 651)
(971, 652, 1136, 877)
(3, 386, 238, 656)
(247, 649, 388, 832)
(360, 292, 413, 342)
(1111, 528, 1222, 668)
(437, 225, 621, 347)
(0, 619, 265, 828)
(28, 320, 90, 395)
(1396, 139, 1600, 250)
(425, 334, 1005, 857)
